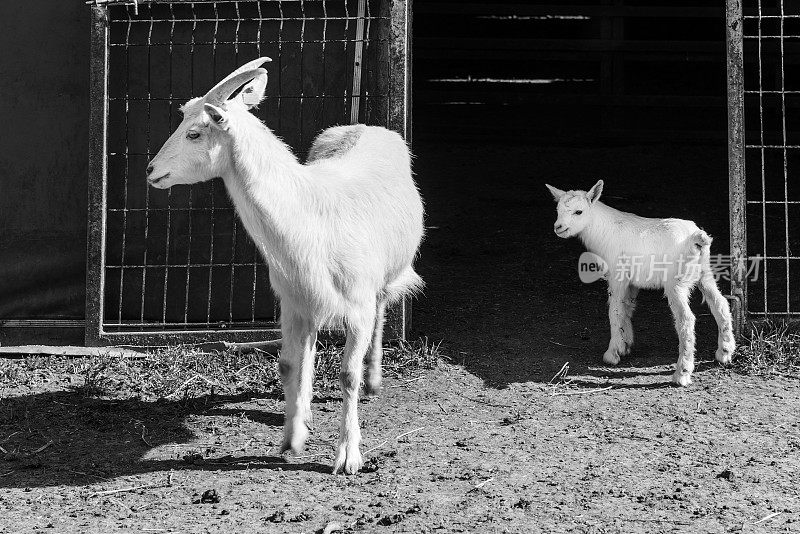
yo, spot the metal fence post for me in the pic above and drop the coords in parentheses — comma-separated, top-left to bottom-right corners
(726, 0, 746, 335)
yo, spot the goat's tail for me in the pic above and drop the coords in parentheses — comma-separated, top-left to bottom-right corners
(690, 230, 714, 303)
(692, 229, 713, 249)
(383, 266, 424, 304)
(692, 229, 713, 268)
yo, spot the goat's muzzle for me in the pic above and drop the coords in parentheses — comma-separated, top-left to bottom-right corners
(147, 173, 169, 186)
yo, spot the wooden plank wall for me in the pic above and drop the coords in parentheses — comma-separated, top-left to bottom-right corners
(413, 0, 728, 143)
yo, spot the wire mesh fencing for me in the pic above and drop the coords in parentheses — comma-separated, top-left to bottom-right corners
(87, 0, 408, 344)
(730, 0, 800, 325)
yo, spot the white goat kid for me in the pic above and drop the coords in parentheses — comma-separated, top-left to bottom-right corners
(546, 180, 735, 386)
(147, 58, 424, 474)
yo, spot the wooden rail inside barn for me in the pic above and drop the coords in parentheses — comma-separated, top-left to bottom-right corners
(414, 0, 729, 142)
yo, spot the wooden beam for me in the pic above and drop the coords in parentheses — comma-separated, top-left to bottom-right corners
(0, 345, 146, 358)
(414, 3, 723, 19)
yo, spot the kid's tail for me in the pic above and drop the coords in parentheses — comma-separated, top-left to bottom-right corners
(692, 229, 713, 249)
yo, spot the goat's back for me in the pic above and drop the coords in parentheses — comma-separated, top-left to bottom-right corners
(582, 204, 711, 289)
(304, 125, 424, 300)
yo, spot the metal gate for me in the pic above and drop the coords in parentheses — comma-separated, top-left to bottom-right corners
(86, 0, 411, 345)
(728, 0, 800, 329)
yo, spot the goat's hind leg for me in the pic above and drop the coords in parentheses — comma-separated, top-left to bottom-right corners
(699, 273, 736, 364)
(333, 301, 376, 475)
(364, 298, 388, 397)
(666, 285, 696, 386)
(278, 308, 316, 454)
(603, 283, 629, 365)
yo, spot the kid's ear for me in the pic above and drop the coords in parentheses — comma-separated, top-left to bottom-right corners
(203, 103, 229, 130)
(545, 184, 566, 202)
(587, 180, 604, 203)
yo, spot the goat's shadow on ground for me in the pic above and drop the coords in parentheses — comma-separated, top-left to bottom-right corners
(565, 359, 725, 391)
(0, 390, 331, 489)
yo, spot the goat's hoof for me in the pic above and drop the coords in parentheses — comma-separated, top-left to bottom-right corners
(602, 350, 621, 365)
(715, 348, 733, 365)
(363, 381, 382, 397)
(671, 371, 692, 387)
(715, 340, 735, 365)
(332, 444, 363, 475)
(280, 425, 310, 455)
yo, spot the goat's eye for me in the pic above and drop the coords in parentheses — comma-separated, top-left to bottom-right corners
(186, 131, 201, 140)
(575, 210, 583, 215)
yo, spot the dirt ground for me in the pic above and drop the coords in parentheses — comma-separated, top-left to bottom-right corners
(1, 142, 799, 533)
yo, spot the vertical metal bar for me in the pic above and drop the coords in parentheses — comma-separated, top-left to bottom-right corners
(277, 0, 284, 134)
(388, 0, 410, 139)
(350, 0, 367, 124)
(757, 0, 767, 316)
(119, 15, 132, 325)
(727, 0, 746, 333)
(343, 0, 350, 121)
(179, 2, 195, 325)
(206, 2, 221, 324)
(363, 0, 373, 121)
(140, 8, 153, 323)
(299, 0, 306, 147)
(779, 0, 790, 315)
(150, 6, 173, 326)
(86, 5, 110, 346)
(251, 0, 263, 323)
(383, 0, 411, 340)
(321, 0, 328, 128)
(229, 1, 242, 324)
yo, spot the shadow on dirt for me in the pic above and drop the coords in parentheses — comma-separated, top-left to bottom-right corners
(0, 391, 330, 489)
(412, 141, 731, 389)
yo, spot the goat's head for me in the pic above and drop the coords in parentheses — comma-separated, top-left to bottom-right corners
(146, 57, 271, 189)
(545, 180, 603, 238)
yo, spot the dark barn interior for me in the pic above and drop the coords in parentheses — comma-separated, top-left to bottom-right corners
(0, 0, 797, 374)
(412, 0, 736, 383)
(411, 1, 799, 385)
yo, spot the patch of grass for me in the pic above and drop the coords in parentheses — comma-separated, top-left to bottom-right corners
(735, 322, 800, 377)
(313, 337, 443, 388)
(0, 337, 444, 400)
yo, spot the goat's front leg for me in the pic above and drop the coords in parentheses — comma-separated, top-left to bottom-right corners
(333, 303, 376, 475)
(603, 283, 629, 365)
(666, 285, 696, 386)
(278, 309, 317, 454)
(621, 285, 639, 356)
(364, 298, 387, 396)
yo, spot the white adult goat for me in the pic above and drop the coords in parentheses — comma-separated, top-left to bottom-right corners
(147, 58, 424, 474)
(546, 180, 735, 386)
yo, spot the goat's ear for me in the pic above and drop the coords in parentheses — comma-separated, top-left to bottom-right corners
(587, 180, 604, 203)
(545, 184, 566, 202)
(235, 72, 268, 109)
(203, 103, 230, 130)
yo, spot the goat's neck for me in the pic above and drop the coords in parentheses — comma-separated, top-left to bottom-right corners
(221, 114, 309, 262)
(577, 201, 619, 256)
